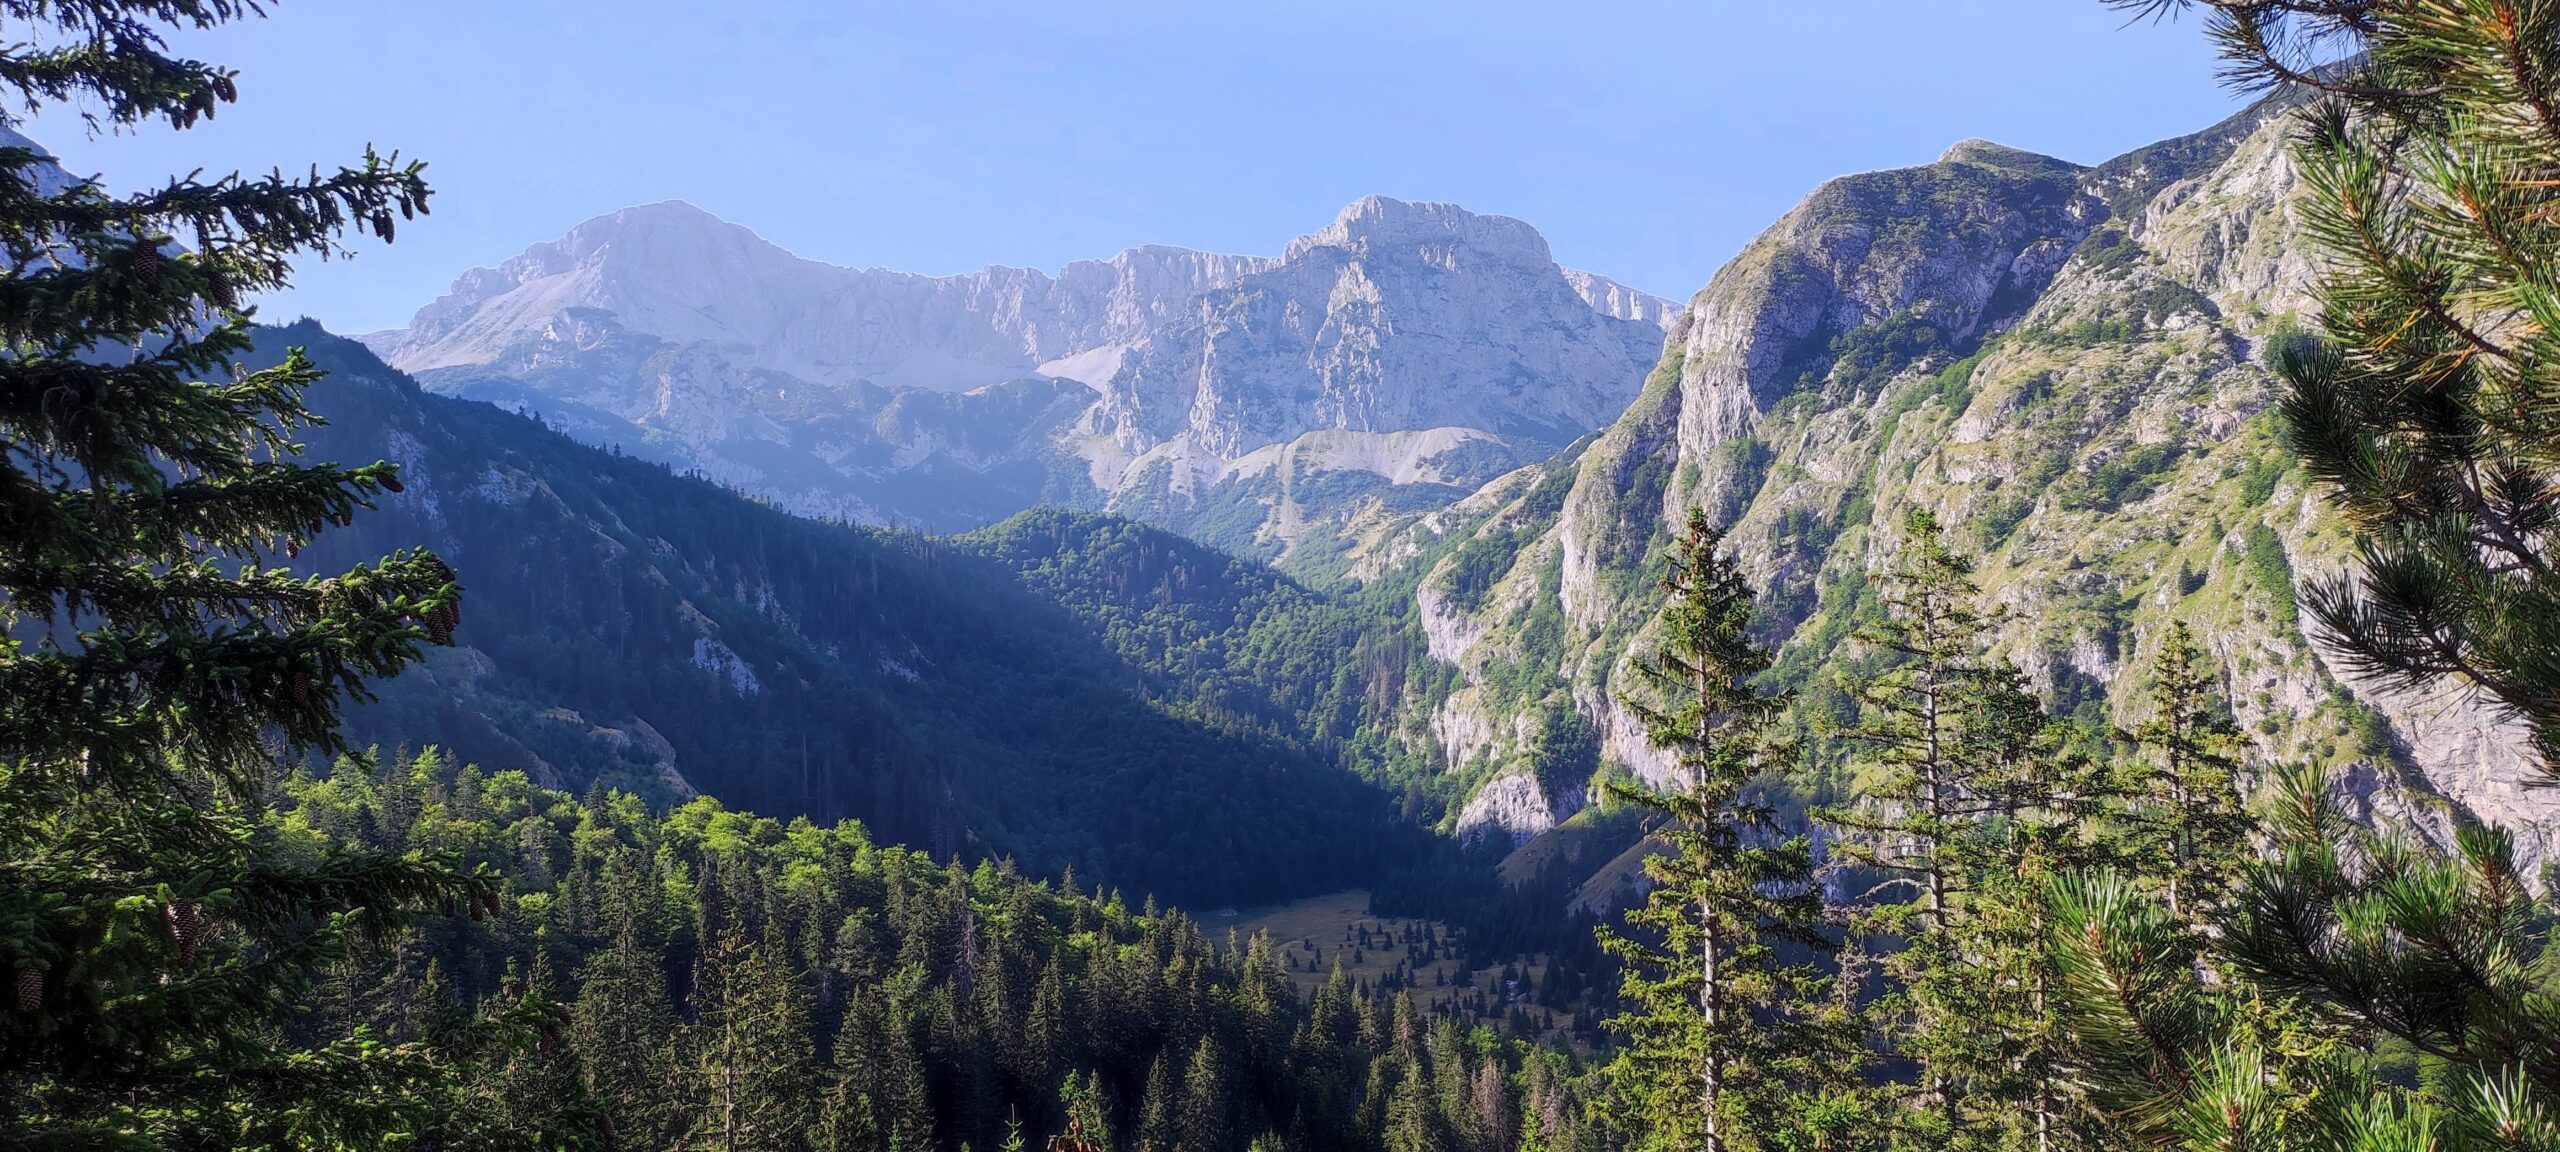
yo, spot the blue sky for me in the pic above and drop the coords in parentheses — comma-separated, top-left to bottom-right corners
(28, 2, 2241, 334)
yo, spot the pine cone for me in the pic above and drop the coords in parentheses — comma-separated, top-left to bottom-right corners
(381, 472, 405, 494)
(287, 667, 311, 706)
(130, 240, 161, 289)
(166, 900, 202, 971)
(14, 965, 38, 1013)
(204, 267, 237, 310)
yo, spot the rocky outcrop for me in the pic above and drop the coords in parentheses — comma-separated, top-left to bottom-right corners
(1455, 771, 1563, 845)
(1395, 95, 2544, 875)
(1081, 196, 1665, 479)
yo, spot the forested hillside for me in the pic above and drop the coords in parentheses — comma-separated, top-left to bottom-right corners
(271, 323, 1410, 910)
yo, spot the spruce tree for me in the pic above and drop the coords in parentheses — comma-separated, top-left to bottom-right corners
(1385, 1060, 1446, 1152)
(453, 957, 605, 1151)
(1138, 1051, 1181, 1152)
(1595, 509, 1847, 1152)
(682, 928, 819, 1152)
(0, 2, 499, 1146)
(571, 883, 682, 1150)
(1049, 1070, 1114, 1152)
(1819, 509, 2077, 1150)
(811, 1075, 872, 1152)
(1177, 1034, 1232, 1152)
(2115, 622, 2248, 920)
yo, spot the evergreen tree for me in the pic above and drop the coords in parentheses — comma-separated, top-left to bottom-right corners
(2045, 864, 2338, 1152)
(450, 957, 605, 1151)
(571, 884, 682, 1150)
(1138, 1051, 1181, 1152)
(2045, 762, 2560, 1152)
(2079, 8, 2560, 1149)
(816, 1076, 882, 1152)
(0, 2, 508, 1146)
(1177, 1034, 1231, 1152)
(2115, 622, 2248, 920)
(683, 928, 819, 1152)
(1386, 1060, 1446, 1152)
(1819, 510, 2076, 1149)
(1595, 509, 1847, 1152)
(1049, 1071, 1114, 1152)
(877, 1010, 938, 1152)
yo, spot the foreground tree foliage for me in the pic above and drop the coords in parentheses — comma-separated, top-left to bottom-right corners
(2049, 4, 2560, 1151)
(2049, 763, 2560, 1152)
(2114, 0, 2560, 766)
(0, 1, 563, 1147)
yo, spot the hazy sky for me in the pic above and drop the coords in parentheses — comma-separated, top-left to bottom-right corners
(26, 2, 2242, 334)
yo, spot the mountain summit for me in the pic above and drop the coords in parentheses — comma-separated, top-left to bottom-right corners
(366, 200, 1274, 392)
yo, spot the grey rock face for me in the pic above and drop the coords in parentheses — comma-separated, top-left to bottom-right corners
(1390, 96, 2547, 881)
(369, 201, 1274, 392)
(1084, 196, 1667, 467)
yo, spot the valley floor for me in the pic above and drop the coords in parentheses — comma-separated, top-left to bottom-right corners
(1222, 889, 1581, 1046)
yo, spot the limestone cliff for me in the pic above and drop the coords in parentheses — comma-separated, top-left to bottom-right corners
(1401, 98, 2534, 873)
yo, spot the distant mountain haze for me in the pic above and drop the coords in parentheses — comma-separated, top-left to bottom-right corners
(359, 196, 1674, 568)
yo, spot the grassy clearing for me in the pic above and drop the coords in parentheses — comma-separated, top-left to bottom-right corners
(1217, 889, 1582, 1044)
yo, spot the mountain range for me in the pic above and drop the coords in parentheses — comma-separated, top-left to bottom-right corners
(288, 89, 2546, 911)
(359, 196, 1674, 575)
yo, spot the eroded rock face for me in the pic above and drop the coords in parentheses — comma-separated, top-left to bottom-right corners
(364, 197, 1674, 553)
(1396, 95, 2544, 875)
(1456, 771, 1562, 845)
(1084, 196, 1665, 477)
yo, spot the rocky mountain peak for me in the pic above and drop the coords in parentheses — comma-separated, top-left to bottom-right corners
(1282, 195, 1554, 269)
(1936, 139, 2084, 175)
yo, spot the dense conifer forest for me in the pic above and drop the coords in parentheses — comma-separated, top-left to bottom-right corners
(273, 749, 1602, 1152)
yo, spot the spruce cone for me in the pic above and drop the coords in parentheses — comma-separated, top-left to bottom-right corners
(287, 667, 312, 706)
(13, 965, 38, 1013)
(204, 267, 236, 310)
(425, 602, 460, 645)
(166, 900, 201, 970)
(129, 240, 160, 289)
(381, 472, 405, 494)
